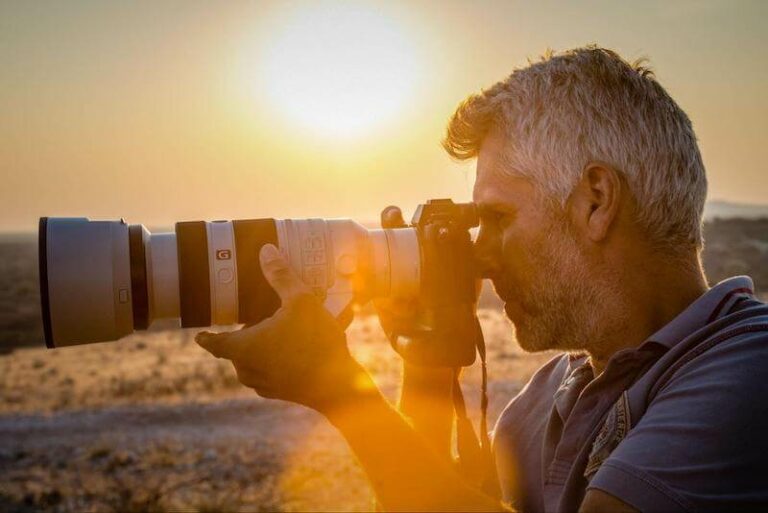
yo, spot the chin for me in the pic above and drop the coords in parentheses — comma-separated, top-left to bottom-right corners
(509, 312, 560, 353)
(514, 330, 553, 353)
(503, 297, 529, 317)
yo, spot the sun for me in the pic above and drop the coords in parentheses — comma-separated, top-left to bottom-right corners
(249, 4, 422, 139)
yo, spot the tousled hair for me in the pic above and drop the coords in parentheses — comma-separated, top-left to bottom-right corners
(443, 46, 707, 250)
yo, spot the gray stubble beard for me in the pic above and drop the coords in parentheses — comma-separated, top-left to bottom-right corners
(511, 221, 627, 355)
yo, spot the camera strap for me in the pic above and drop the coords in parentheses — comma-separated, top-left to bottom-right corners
(452, 317, 501, 497)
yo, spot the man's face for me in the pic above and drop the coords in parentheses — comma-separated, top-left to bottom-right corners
(472, 131, 610, 353)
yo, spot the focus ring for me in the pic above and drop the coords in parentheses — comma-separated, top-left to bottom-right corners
(176, 221, 212, 327)
(233, 219, 280, 324)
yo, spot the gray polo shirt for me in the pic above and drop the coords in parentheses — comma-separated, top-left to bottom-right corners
(492, 276, 768, 513)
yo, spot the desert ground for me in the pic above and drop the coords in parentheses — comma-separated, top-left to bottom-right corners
(1, 217, 767, 512)
(0, 309, 553, 512)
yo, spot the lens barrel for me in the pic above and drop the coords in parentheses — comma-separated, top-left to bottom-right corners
(39, 216, 420, 347)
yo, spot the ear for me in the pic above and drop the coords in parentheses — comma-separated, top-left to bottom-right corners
(568, 162, 622, 243)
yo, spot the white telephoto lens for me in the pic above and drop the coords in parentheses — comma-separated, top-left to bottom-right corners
(41, 216, 423, 346)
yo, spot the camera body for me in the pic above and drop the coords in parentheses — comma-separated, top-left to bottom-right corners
(40, 199, 480, 366)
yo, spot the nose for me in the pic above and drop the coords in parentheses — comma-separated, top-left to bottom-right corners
(473, 225, 503, 279)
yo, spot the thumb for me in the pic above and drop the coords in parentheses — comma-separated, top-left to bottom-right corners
(195, 330, 243, 360)
(259, 244, 310, 302)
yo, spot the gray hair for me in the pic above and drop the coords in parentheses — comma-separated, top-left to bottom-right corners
(443, 46, 707, 249)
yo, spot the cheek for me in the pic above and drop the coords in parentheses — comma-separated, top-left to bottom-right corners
(500, 230, 538, 287)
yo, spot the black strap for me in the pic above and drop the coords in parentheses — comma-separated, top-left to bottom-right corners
(453, 317, 501, 496)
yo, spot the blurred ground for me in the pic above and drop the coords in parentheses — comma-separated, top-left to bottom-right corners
(0, 310, 554, 512)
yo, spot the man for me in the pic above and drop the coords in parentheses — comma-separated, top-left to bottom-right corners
(196, 47, 768, 512)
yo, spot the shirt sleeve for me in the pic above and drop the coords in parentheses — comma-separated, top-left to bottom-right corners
(587, 330, 768, 513)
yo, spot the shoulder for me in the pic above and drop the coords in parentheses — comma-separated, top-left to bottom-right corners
(632, 299, 768, 412)
(657, 308, 768, 399)
(587, 310, 768, 512)
(644, 308, 768, 438)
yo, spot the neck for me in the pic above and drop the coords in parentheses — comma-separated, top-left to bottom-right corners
(587, 250, 708, 375)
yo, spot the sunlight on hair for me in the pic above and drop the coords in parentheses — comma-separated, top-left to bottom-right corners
(242, 3, 422, 140)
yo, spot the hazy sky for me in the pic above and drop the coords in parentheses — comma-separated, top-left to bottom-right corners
(1, 0, 767, 231)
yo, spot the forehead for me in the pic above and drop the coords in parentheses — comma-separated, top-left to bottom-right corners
(472, 130, 535, 208)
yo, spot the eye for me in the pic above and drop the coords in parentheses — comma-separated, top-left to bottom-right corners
(491, 211, 514, 229)
(479, 213, 497, 227)
(478, 204, 515, 230)
(479, 211, 508, 230)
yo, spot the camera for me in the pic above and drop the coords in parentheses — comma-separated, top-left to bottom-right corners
(39, 199, 481, 366)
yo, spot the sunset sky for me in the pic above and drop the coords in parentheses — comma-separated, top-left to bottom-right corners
(1, 0, 766, 232)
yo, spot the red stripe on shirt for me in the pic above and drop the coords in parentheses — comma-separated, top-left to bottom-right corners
(707, 287, 754, 324)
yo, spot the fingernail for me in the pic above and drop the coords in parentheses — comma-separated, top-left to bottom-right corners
(260, 244, 279, 260)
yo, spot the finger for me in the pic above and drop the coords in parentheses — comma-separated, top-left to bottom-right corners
(233, 363, 271, 391)
(231, 362, 283, 399)
(393, 336, 429, 366)
(337, 304, 354, 330)
(195, 328, 254, 360)
(383, 315, 430, 341)
(259, 244, 311, 302)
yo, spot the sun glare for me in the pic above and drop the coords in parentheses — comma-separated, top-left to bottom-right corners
(252, 4, 422, 139)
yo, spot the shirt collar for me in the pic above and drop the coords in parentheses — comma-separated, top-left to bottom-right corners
(645, 275, 755, 349)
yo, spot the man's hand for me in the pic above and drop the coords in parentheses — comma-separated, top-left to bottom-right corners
(375, 296, 435, 363)
(195, 244, 504, 512)
(195, 244, 374, 414)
